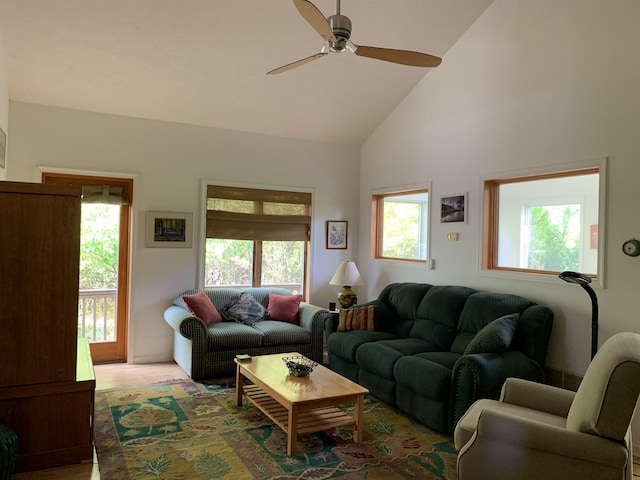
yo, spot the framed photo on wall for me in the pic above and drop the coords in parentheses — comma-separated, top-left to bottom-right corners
(146, 211, 193, 248)
(440, 193, 468, 223)
(326, 220, 348, 249)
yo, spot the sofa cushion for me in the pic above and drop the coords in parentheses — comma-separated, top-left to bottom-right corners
(221, 291, 267, 325)
(338, 305, 377, 331)
(327, 330, 398, 363)
(382, 283, 434, 320)
(375, 337, 440, 356)
(356, 343, 405, 380)
(205, 322, 264, 350)
(253, 320, 311, 346)
(458, 292, 533, 333)
(267, 292, 302, 324)
(409, 286, 477, 350)
(464, 313, 520, 355)
(182, 291, 222, 326)
(394, 352, 460, 400)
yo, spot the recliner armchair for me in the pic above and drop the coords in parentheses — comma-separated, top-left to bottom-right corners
(454, 331, 640, 480)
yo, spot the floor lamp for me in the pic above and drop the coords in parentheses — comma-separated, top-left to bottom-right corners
(559, 271, 599, 360)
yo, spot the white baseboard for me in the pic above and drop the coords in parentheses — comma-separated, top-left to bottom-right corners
(130, 353, 174, 364)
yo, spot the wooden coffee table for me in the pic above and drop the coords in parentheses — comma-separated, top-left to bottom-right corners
(235, 352, 369, 456)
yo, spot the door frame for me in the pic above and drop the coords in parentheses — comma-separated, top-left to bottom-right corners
(42, 172, 133, 363)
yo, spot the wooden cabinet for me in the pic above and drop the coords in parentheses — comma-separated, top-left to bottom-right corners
(0, 181, 95, 472)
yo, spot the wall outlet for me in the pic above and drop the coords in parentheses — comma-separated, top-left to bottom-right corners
(427, 258, 435, 270)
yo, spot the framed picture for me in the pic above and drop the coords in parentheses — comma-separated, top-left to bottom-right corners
(0, 127, 6, 169)
(326, 220, 348, 249)
(440, 193, 467, 223)
(146, 211, 193, 248)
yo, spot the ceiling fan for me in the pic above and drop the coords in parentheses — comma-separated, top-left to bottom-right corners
(267, 0, 443, 75)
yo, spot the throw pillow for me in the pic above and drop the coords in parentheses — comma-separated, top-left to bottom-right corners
(182, 291, 222, 326)
(464, 313, 520, 355)
(221, 292, 267, 325)
(337, 305, 377, 332)
(267, 292, 302, 324)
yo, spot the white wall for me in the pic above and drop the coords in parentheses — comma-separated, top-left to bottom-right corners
(360, 0, 640, 442)
(0, 35, 8, 181)
(7, 101, 360, 363)
(362, 0, 640, 374)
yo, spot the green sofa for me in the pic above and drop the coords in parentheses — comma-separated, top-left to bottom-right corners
(325, 283, 553, 433)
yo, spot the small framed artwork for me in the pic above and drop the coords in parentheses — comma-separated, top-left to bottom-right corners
(0, 127, 6, 169)
(440, 193, 467, 223)
(326, 220, 348, 249)
(146, 211, 193, 248)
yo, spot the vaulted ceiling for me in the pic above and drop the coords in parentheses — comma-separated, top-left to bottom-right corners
(0, 0, 493, 145)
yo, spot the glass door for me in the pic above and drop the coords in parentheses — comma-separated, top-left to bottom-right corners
(43, 173, 133, 363)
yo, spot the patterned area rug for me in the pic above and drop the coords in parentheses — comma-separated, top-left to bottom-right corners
(94, 379, 457, 479)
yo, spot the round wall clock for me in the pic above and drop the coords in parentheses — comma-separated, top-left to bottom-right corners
(622, 238, 640, 257)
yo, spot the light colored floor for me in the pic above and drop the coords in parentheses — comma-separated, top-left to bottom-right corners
(10, 361, 640, 479)
(11, 362, 189, 480)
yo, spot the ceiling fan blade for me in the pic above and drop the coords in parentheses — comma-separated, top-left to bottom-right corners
(293, 0, 337, 43)
(267, 52, 328, 75)
(355, 45, 442, 68)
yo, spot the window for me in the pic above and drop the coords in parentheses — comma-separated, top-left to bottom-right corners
(204, 185, 311, 297)
(483, 166, 602, 278)
(372, 188, 429, 262)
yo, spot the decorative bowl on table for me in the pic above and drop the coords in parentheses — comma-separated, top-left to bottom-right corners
(282, 356, 318, 377)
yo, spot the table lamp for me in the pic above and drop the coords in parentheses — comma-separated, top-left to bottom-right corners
(329, 261, 364, 309)
(559, 270, 599, 360)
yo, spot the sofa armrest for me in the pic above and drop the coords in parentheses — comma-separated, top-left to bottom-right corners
(459, 408, 627, 471)
(298, 303, 330, 363)
(164, 305, 207, 340)
(450, 350, 543, 432)
(298, 303, 328, 332)
(500, 377, 576, 417)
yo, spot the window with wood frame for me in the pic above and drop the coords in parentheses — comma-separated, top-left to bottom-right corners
(483, 165, 603, 279)
(372, 188, 429, 263)
(204, 184, 311, 297)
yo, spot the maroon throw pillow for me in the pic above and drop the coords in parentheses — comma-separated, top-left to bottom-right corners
(267, 292, 302, 324)
(183, 291, 222, 326)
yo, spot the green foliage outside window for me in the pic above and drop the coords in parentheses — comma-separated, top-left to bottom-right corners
(205, 239, 303, 292)
(382, 202, 423, 259)
(78, 203, 119, 341)
(528, 205, 580, 271)
(80, 204, 119, 289)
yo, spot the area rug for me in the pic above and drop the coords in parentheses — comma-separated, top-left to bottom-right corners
(94, 379, 457, 479)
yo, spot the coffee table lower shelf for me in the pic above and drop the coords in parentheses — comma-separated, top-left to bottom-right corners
(243, 384, 357, 437)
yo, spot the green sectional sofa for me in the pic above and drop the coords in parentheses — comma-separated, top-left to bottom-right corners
(325, 282, 553, 433)
(164, 287, 330, 379)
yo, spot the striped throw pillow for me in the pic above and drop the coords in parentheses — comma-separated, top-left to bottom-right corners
(337, 306, 377, 332)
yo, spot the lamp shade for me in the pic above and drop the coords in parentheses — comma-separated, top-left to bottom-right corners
(329, 261, 364, 287)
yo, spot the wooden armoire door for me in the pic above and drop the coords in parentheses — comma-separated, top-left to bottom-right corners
(0, 181, 81, 385)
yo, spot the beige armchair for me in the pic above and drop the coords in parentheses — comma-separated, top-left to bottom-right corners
(454, 332, 640, 480)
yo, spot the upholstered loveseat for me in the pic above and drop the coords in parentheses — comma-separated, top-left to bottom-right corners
(325, 282, 553, 433)
(164, 287, 330, 379)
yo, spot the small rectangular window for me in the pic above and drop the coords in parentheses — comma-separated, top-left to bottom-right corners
(204, 185, 311, 296)
(372, 189, 429, 262)
(484, 166, 602, 278)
